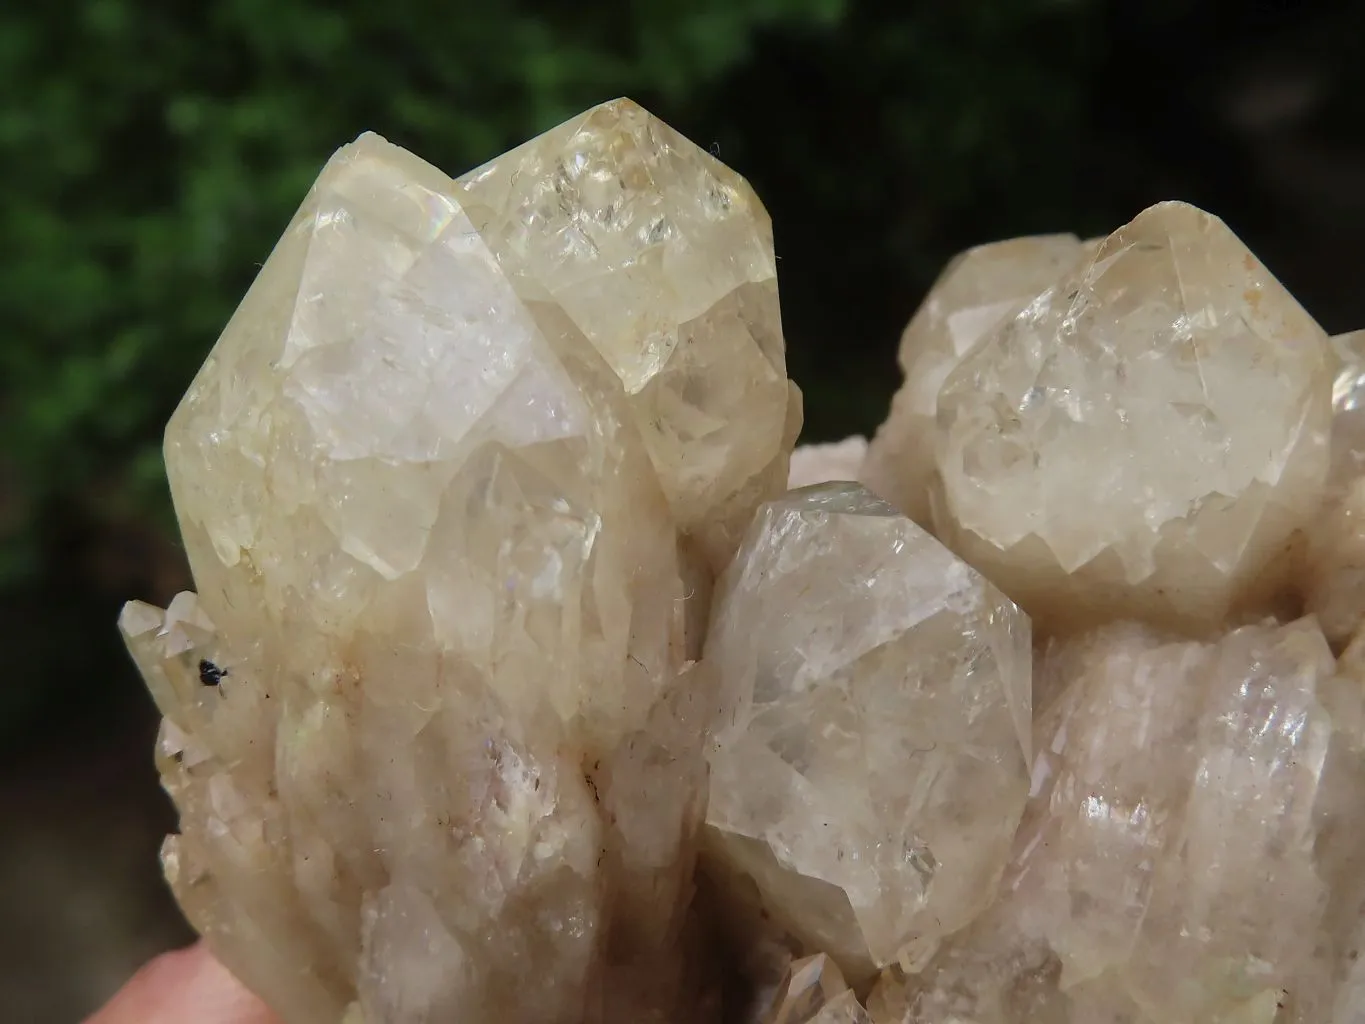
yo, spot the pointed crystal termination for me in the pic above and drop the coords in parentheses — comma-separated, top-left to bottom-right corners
(453, 98, 801, 571)
(759, 954, 872, 1024)
(123, 100, 799, 1024)
(860, 234, 1087, 525)
(703, 483, 1032, 981)
(931, 201, 1333, 633)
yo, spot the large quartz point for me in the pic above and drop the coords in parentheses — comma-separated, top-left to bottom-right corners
(120, 101, 798, 1024)
(703, 483, 1032, 981)
(932, 201, 1333, 632)
(452, 98, 800, 571)
(1303, 330, 1365, 644)
(859, 234, 1086, 524)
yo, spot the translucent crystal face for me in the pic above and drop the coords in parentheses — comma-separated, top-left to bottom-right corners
(931, 201, 1333, 631)
(874, 618, 1340, 1024)
(1300, 331, 1365, 645)
(762, 954, 872, 1024)
(164, 131, 686, 738)
(120, 93, 1365, 1024)
(860, 234, 1087, 525)
(129, 101, 800, 1024)
(454, 98, 797, 569)
(703, 483, 1032, 977)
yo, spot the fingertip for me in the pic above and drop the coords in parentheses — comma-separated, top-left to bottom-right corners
(86, 941, 279, 1024)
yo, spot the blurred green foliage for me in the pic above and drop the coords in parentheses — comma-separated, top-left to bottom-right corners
(0, 0, 851, 590)
(3, 0, 1361, 739)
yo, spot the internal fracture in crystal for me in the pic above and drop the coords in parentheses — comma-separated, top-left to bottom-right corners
(930, 202, 1333, 631)
(123, 99, 800, 1024)
(453, 99, 800, 571)
(860, 234, 1087, 525)
(702, 483, 1031, 980)
(120, 99, 1365, 1024)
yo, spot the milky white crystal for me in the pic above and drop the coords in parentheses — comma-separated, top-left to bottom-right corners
(868, 616, 1346, 1024)
(703, 483, 1032, 980)
(932, 201, 1333, 632)
(860, 234, 1086, 524)
(122, 100, 800, 1024)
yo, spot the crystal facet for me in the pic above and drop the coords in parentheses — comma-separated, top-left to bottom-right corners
(1303, 330, 1365, 644)
(121, 104, 1365, 1024)
(453, 98, 800, 571)
(759, 954, 872, 1024)
(702, 483, 1031, 979)
(868, 617, 1340, 1024)
(931, 202, 1333, 631)
(125, 101, 801, 1024)
(860, 234, 1086, 525)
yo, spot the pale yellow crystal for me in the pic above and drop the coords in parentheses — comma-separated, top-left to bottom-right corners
(452, 98, 799, 570)
(120, 101, 802, 1024)
(932, 201, 1333, 632)
(859, 234, 1086, 524)
(703, 483, 1032, 979)
(1302, 330, 1365, 645)
(787, 436, 868, 489)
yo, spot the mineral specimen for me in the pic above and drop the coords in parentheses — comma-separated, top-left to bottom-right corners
(122, 100, 798, 1024)
(702, 483, 1031, 980)
(860, 234, 1087, 525)
(122, 94, 1365, 1024)
(930, 201, 1334, 632)
(452, 99, 800, 572)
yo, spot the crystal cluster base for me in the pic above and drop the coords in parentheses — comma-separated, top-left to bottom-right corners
(121, 100, 1365, 1024)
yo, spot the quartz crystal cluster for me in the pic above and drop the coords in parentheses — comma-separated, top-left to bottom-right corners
(121, 99, 795, 1024)
(122, 98, 1365, 1024)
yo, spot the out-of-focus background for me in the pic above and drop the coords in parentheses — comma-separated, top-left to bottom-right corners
(2, 1, 1364, 1019)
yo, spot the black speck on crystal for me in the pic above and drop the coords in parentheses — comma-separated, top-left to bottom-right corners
(198, 659, 228, 687)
